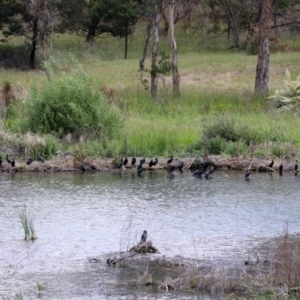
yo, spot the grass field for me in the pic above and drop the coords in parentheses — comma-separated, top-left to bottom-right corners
(1, 30, 300, 159)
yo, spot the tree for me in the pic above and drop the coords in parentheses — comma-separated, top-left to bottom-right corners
(166, 0, 180, 95)
(255, 0, 274, 93)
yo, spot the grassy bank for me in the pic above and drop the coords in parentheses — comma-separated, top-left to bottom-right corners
(1, 31, 300, 160)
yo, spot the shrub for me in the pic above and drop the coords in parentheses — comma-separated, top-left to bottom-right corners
(269, 70, 300, 114)
(26, 61, 123, 140)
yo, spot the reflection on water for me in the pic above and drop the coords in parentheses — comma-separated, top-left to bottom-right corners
(1, 170, 300, 299)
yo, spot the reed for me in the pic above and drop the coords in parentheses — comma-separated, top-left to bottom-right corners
(17, 205, 37, 241)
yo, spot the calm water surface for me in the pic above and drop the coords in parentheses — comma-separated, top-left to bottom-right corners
(0, 170, 300, 299)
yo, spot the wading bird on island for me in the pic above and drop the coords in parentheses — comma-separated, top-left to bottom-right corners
(205, 166, 215, 179)
(137, 163, 144, 175)
(245, 169, 251, 179)
(153, 158, 158, 166)
(279, 163, 283, 175)
(123, 157, 128, 166)
(141, 230, 147, 242)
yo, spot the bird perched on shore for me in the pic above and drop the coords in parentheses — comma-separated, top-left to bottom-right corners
(245, 169, 251, 179)
(131, 157, 136, 166)
(141, 230, 147, 242)
(6, 155, 12, 164)
(117, 158, 123, 169)
(167, 156, 173, 164)
(26, 158, 33, 165)
(279, 163, 283, 175)
(153, 158, 158, 166)
(140, 158, 146, 164)
(6, 155, 15, 167)
(38, 155, 45, 163)
(267, 159, 274, 168)
(0, 156, 2, 166)
(148, 159, 154, 167)
(295, 160, 298, 176)
(123, 157, 128, 166)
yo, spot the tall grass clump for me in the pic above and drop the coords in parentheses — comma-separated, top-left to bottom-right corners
(17, 205, 37, 241)
(190, 113, 291, 156)
(26, 58, 123, 141)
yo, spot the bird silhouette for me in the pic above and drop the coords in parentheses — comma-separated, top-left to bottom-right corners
(167, 156, 173, 164)
(295, 160, 298, 176)
(38, 155, 45, 163)
(152, 158, 158, 166)
(117, 158, 123, 169)
(80, 164, 86, 172)
(193, 168, 204, 178)
(123, 157, 128, 166)
(141, 158, 146, 164)
(176, 161, 184, 171)
(6, 155, 12, 164)
(0, 156, 2, 166)
(279, 163, 283, 175)
(245, 169, 251, 179)
(148, 159, 154, 167)
(267, 160, 274, 168)
(26, 158, 33, 165)
(141, 230, 147, 242)
(205, 166, 215, 179)
(131, 157, 136, 166)
(11, 160, 15, 167)
(137, 162, 144, 175)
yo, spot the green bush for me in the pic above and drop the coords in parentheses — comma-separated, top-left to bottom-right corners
(269, 70, 300, 114)
(26, 62, 123, 140)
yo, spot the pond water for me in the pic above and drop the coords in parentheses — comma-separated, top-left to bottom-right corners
(1, 169, 300, 299)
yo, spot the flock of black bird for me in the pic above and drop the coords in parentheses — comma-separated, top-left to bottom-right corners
(114, 156, 189, 177)
(245, 159, 298, 179)
(0, 154, 45, 169)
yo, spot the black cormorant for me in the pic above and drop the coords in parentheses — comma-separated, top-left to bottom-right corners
(193, 168, 204, 178)
(26, 158, 33, 165)
(0, 156, 2, 166)
(131, 157, 136, 166)
(153, 158, 158, 166)
(117, 158, 123, 169)
(38, 155, 45, 163)
(137, 163, 144, 174)
(123, 157, 128, 166)
(148, 159, 154, 167)
(167, 157, 173, 164)
(279, 163, 283, 175)
(6, 155, 12, 164)
(267, 160, 274, 168)
(245, 169, 251, 179)
(141, 230, 147, 242)
(205, 166, 215, 179)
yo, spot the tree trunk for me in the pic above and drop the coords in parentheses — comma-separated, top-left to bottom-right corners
(151, 11, 161, 99)
(30, 19, 38, 69)
(124, 20, 128, 59)
(255, 0, 273, 93)
(139, 20, 152, 71)
(168, 1, 180, 96)
(86, 25, 96, 43)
